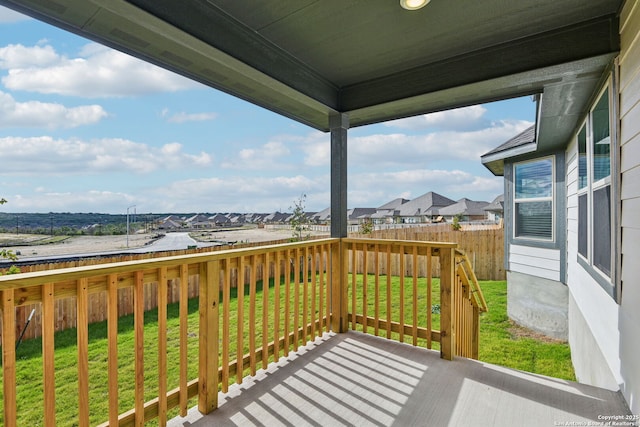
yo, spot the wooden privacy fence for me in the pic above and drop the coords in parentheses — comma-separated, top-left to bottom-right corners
(351, 223, 505, 280)
(1, 228, 500, 343)
(4, 238, 296, 342)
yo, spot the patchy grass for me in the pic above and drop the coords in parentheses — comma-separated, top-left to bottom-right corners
(477, 281, 575, 380)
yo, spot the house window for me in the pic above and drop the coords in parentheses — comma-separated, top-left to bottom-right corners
(577, 85, 612, 278)
(513, 157, 554, 240)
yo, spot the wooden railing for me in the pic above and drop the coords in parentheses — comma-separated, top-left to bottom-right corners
(342, 239, 487, 360)
(0, 238, 485, 426)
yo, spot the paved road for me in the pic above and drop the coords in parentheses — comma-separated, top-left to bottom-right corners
(2, 232, 219, 266)
(130, 232, 202, 253)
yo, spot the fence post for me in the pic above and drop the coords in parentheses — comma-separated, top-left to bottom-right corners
(331, 239, 348, 332)
(198, 261, 219, 414)
(439, 247, 455, 360)
(2, 289, 17, 427)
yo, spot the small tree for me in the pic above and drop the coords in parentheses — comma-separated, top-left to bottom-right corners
(451, 214, 462, 231)
(289, 194, 310, 241)
(359, 218, 373, 234)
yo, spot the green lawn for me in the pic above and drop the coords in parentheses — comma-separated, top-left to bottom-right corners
(477, 281, 575, 380)
(0, 278, 574, 425)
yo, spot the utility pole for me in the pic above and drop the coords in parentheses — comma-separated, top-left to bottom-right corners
(126, 204, 136, 247)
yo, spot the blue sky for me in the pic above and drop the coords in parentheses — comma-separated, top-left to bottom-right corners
(0, 6, 535, 215)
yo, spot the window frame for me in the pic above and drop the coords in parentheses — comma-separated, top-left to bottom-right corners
(575, 76, 619, 300)
(512, 156, 555, 242)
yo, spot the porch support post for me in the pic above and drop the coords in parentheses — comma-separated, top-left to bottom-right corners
(439, 247, 455, 360)
(198, 261, 219, 414)
(330, 112, 349, 332)
(330, 112, 349, 238)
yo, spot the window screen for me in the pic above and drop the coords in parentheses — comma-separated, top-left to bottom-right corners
(514, 158, 553, 240)
(593, 186, 611, 276)
(578, 125, 587, 190)
(578, 194, 587, 258)
(592, 88, 610, 182)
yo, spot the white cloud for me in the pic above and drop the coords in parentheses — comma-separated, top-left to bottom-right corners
(349, 119, 533, 168)
(0, 43, 58, 68)
(222, 140, 293, 170)
(150, 174, 328, 213)
(0, 136, 213, 175)
(0, 91, 107, 129)
(0, 6, 29, 23)
(1, 43, 200, 97)
(162, 109, 218, 123)
(385, 105, 488, 131)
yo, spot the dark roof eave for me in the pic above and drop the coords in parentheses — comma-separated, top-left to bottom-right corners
(480, 141, 538, 176)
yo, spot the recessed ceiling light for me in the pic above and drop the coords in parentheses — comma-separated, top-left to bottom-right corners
(400, 0, 430, 10)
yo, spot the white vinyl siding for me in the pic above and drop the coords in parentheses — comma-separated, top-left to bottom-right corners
(508, 244, 560, 281)
(619, 0, 640, 414)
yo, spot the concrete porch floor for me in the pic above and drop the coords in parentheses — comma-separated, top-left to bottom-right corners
(168, 331, 631, 427)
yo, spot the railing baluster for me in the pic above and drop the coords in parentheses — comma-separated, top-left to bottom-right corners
(293, 247, 300, 351)
(77, 278, 90, 427)
(412, 246, 418, 346)
(1, 289, 17, 427)
(178, 264, 189, 417)
(318, 244, 326, 334)
(157, 267, 168, 426)
(362, 244, 368, 334)
(386, 244, 391, 340)
(310, 245, 317, 338)
(42, 283, 55, 427)
(426, 248, 433, 349)
(399, 245, 405, 343)
(284, 249, 291, 355)
(351, 242, 356, 330)
(303, 246, 309, 342)
(222, 258, 231, 392)
(274, 251, 281, 362)
(236, 256, 245, 384)
(249, 255, 256, 376)
(374, 244, 380, 337)
(134, 271, 145, 426)
(262, 252, 269, 369)
(107, 273, 119, 424)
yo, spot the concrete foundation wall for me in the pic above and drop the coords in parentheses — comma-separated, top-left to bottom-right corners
(507, 270, 568, 340)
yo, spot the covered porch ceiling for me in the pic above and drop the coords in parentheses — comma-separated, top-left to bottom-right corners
(1, 0, 621, 151)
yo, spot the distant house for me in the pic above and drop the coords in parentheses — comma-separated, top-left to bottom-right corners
(264, 212, 290, 223)
(394, 191, 455, 223)
(484, 194, 504, 221)
(347, 208, 377, 225)
(228, 214, 246, 224)
(185, 214, 211, 229)
(157, 218, 183, 230)
(310, 207, 331, 223)
(208, 213, 230, 225)
(437, 198, 489, 222)
(371, 198, 409, 224)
